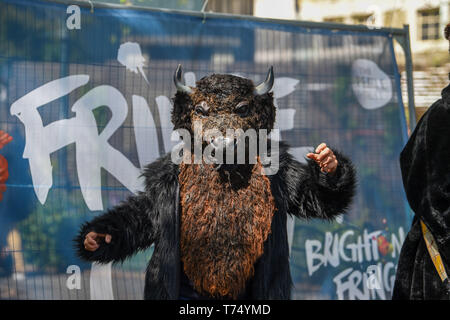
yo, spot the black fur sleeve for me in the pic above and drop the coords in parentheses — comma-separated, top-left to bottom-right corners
(73, 153, 179, 264)
(73, 192, 157, 264)
(280, 147, 356, 221)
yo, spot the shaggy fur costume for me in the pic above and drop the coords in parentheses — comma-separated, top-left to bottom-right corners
(179, 156, 275, 299)
(74, 71, 356, 300)
(74, 143, 356, 299)
(392, 83, 450, 299)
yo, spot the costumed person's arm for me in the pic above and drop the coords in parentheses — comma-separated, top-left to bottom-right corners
(280, 142, 356, 220)
(74, 154, 178, 264)
(74, 191, 157, 264)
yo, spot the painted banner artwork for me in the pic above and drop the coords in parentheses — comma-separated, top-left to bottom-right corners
(0, 0, 412, 299)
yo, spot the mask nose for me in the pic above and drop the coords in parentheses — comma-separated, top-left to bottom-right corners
(211, 136, 234, 150)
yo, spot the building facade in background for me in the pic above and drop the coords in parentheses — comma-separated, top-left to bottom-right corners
(251, 0, 450, 114)
(298, 0, 449, 56)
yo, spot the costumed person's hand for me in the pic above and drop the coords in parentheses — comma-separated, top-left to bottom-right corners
(0, 130, 12, 149)
(306, 143, 338, 174)
(84, 231, 112, 252)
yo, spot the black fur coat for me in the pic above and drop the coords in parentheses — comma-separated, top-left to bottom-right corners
(75, 142, 356, 299)
(392, 84, 450, 299)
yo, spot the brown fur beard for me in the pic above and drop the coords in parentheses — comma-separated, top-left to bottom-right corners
(179, 157, 276, 299)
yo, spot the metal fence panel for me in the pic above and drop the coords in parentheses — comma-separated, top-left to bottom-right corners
(0, 0, 412, 300)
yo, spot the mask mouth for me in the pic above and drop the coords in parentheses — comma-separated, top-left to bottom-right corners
(204, 136, 239, 171)
(210, 136, 235, 150)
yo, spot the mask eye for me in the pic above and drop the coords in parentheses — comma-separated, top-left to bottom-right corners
(194, 101, 208, 117)
(235, 101, 250, 117)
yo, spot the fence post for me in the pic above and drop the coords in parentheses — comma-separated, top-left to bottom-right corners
(403, 24, 417, 131)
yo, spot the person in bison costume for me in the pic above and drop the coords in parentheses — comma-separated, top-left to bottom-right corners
(75, 66, 356, 300)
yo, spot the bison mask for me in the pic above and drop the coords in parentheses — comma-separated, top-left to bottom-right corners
(171, 65, 276, 169)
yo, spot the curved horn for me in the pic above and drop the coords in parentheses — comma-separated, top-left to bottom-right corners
(173, 64, 193, 94)
(254, 66, 274, 95)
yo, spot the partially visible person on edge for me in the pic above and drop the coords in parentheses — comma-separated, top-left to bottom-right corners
(392, 23, 450, 299)
(0, 130, 12, 201)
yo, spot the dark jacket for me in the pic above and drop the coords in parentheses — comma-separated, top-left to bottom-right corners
(74, 142, 356, 299)
(393, 84, 450, 299)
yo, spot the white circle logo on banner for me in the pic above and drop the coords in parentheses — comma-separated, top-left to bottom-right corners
(351, 59, 393, 110)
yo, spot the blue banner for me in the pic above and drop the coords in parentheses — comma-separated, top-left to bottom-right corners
(0, 0, 411, 299)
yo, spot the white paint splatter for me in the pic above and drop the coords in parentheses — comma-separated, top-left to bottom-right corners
(117, 42, 149, 85)
(351, 59, 392, 110)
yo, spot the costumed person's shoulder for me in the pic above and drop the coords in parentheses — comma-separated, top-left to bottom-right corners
(419, 84, 450, 140)
(141, 153, 179, 193)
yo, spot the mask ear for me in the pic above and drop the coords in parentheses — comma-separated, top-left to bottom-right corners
(254, 66, 274, 96)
